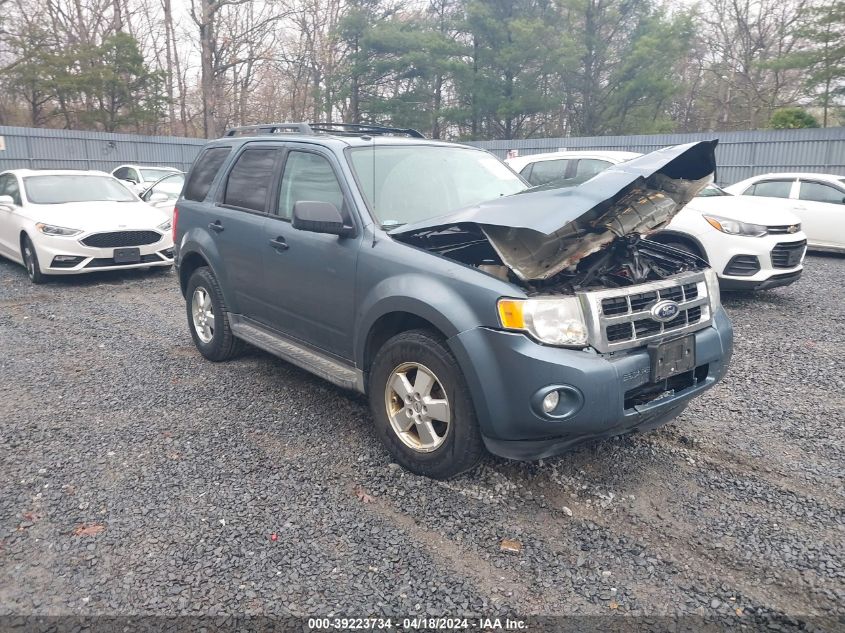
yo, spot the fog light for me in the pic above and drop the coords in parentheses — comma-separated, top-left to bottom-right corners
(541, 390, 560, 414)
(51, 255, 84, 268)
(531, 385, 585, 420)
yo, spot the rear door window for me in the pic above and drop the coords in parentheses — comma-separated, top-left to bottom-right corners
(277, 151, 345, 219)
(223, 147, 280, 212)
(184, 147, 231, 202)
(575, 158, 612, 179)
(798, 181, 845, 205)
(745, 180, 792, 198)
(527, 159, 568, 186)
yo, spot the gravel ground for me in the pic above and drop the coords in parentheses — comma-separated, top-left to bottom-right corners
(0, 255, 843, 630)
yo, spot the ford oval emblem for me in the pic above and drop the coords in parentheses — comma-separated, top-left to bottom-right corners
(650, 299, 681, 323)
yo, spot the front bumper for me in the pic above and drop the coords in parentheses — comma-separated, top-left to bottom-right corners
(720, 270, 802, 291)
(33, 232, 174, 275)
(708, 233, 806, 290)
(448, 308, 733, 460)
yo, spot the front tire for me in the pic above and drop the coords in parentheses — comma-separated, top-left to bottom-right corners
(21, 235, 45, 284)
(368, 329, 485, 479)
(185, 267, 242, 361)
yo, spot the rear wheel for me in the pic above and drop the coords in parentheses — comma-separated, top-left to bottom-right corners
(369, 329, 484, 479)
(185, 267, 243, 361)
(21, 236, 44, 284)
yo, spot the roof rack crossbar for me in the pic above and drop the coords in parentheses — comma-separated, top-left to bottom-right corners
(308, 122, 425, 138)
(224, 122, 314, 137)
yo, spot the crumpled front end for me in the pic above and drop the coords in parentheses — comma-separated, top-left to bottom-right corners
(392, 140, 717, 288)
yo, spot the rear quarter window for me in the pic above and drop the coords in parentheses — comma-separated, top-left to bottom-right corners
(184, 147, 232, 202)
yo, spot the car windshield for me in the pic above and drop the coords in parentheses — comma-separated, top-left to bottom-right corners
(697, 184, 730, 197)
(348, 145, 526, 228)
(24, 175, 137, 204)
(141, 168, 177, 181)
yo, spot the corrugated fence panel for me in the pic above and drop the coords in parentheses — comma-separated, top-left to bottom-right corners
(469, 127, 845, 184)
(2, 124, 844, 186)
(0, 125, 206, 173)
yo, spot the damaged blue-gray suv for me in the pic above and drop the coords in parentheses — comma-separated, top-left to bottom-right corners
(173, 122, 733, 479)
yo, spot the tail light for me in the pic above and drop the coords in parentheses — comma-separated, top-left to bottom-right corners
(172, 206, 179, 244)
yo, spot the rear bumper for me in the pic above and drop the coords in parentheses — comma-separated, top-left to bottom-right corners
(448, 308, 733, 460)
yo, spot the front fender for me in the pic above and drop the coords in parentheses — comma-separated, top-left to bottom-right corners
(354, 273, 488, 368)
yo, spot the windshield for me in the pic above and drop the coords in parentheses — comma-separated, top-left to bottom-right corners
(24, 175, 137, 204)
(348, 145, 526, 227)
(697, 184, 729, 197)
(141, 168, 177, 181)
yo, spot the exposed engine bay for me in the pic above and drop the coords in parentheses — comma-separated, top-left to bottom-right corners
(394, 226, 706, 294)
(391, 140, 717, 294)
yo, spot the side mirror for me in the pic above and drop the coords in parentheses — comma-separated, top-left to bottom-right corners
(0, 194, 15, 207)
(292, 201, 354, 237)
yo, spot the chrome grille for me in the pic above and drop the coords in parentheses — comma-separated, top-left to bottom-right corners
(580, 272, 713, 353)
(768, 224, 801, 234)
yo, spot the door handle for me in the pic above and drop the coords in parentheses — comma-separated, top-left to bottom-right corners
(208, 220, 224, 233)
(269, 236, 289, 251)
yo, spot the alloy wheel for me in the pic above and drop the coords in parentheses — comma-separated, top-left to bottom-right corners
(191, 287, 215, 343)
(384, 362, 451, 453)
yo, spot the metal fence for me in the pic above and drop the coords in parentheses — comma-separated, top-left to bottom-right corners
(2, 124, 844, 186)
(468, 127, 845, 185)
(0, 125, 206, 173)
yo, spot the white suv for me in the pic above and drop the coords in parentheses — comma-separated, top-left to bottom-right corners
(506, 150, 807, 291)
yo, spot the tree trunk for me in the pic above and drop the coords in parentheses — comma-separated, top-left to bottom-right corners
(199, 0, 216, 138)
(163, 0, 177, 134)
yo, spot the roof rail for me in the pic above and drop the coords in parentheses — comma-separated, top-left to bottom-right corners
(224, 122, 313, 137)
(308, 122, 425, 138)
(223, 121, 426, 139)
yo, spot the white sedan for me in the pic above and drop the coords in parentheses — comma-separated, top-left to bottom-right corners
(724, 173, 845, 253)
(0, 169, 175, 284)
(111, 164, 182, 194)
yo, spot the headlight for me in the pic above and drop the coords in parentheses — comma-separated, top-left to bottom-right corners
(497, 296, 588, 347)
(36, 223, 82, 236)
(704, 268, 721, 312)
(703, 215, 767, 237)
(158, 219, 172, 231)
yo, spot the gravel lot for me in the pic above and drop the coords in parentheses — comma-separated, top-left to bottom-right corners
(0, 254, 843, 629)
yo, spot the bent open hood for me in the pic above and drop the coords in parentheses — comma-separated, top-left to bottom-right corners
(391, 140, 717, 280)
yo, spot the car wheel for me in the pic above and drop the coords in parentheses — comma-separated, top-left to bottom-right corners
(21, 235, 45, 284)
(185, 267, 243, 361)
(368, 329, 485, 479)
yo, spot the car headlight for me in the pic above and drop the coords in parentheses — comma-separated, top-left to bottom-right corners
(704, 214, 767, 237)
(497, 296, 589, 347)
(158, 219, 172, 231)
(36, 223, 82, 237)
(704, 268, 721, 312)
